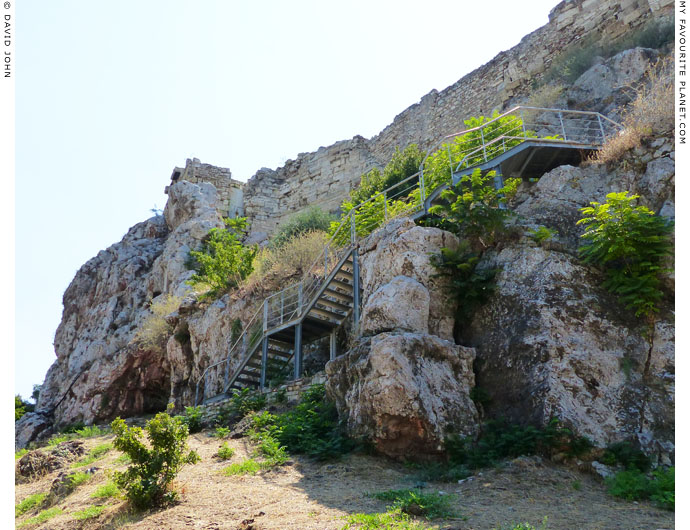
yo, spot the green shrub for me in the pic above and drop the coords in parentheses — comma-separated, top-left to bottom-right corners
(226, 388, 267, 419)
(91, 481, 120, 499)
(17, 507, 62, 528)
(578, 191, 673, 317)
(372, 489, 455, 519)
(110, 409, 201, 509)
(178, 406, 204, 434)
(271, 207, 333, 248)
(272, 388, 288, 404)
(214, 426, 230, 439)
(73, 505, 106, 520)
(15, 492, 47, 517)
(342, 508, 431, 530)
(15, 448, 29, 460)
(606, 467, 674, 509)
(188, 217, 257, 293)
(216, 442, 235, 460)
(15, 395, 33, 421)
(74, 425, 107, 438)
(528, 226, 558, 245)
(222, 458, 262, 476)
(68, 471, 92, 489)
(601, 441, 651, 472)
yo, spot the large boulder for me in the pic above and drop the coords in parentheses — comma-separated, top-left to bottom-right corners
(360, 276, 430, 336)
(326, 332, 479, 459)
(466, 244, 674, 463)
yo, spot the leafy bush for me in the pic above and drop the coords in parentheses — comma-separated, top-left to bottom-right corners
(178, 406, 204, 434)
(577, 191, 673, 317)
(110, 410, 201, 509)
(601, 441, 651, 472)
(271, 207, 333, 248)
(606, 467, 674, 510)
(342, 508, 431, 530)
(528, 226, 557, 246)
(15, 492, 47, 517)
(71, 443, 112, 467)
(134, 294, 182, 351)
(214, 426, 230, 439)
(222, 458, 262, 476)
(216, 442, 235, 460)
(188, 217, 257, 293)
(226, 388, 267, 419)
(68, 471, 92, 489)
(15, 448, 29, 460)
(73, 505, 106, 520)
(372, 489, 455, 519)
(15, 395, 33, 421)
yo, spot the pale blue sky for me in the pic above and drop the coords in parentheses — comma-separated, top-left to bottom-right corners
(15, 0, 560, 399)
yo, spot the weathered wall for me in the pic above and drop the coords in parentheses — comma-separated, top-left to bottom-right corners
(242, 0, 672, 241)
(169, 158, 245, 218)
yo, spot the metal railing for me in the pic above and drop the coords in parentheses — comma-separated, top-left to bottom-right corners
(193, 106, 622, 404)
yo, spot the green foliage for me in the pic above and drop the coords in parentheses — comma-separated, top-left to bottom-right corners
(528, 226, 558, 245)
(221, 458, 262, 476)
(73, 505, 106, 520)
(216, 442, 235, 460)
(428, 168, 518, 247)
(272, 388, 288, 404)
(188, 217, 257, 293)
(349, 145, 425, 205)
(15, 492, 47, 517)
(17, 507, 63, 528)
(247, 419, 290, 468)
(264, 384, 354, 460)
(136, 294, 182, 351)
(214, 426, 230, 438)
(342, 508, 432, 530)
(110, 410, 201, 509)
(430, 241, 497, 323)
(372, 489, 455, 519)
(178, 406, 204, 434)
(91, 481, 121, 499)
(71, 443, 113, 468)
(600, 441, 651, 472)
(15, 448, 29, 460)
(15, 394, 33, 421)
(68, 471, 92, 489)
(606, 467, 674, 509)
(578, 192, 673, 317)
(494, 518, 548, 530)
(217, 388, 267, 423)
(271, 206, 334, 248)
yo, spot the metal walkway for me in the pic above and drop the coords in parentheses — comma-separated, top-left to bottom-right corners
(193, 106, 621, 405)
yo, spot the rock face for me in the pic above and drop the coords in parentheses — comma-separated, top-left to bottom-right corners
(17, 181, 225, 446)
(326, 332, 478, 459)
(326, 221, 479, 458)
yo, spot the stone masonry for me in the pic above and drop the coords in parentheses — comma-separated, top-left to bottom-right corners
(170, 0, 672, 243)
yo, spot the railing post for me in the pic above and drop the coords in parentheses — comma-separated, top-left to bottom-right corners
(223, 355, 230, 394)
(350, 211, 356, 245)
(520, 108, 527, 138)
(480, 128, 488, 161)
(203, 372, 209, 404)
(260, 337, 268, 390)
(446, 144, 453, 174)
(596, 114, 605, 143)
(195, 380, 200, 406)
(558, 112, 567, 141)
(298, 282, 303, 316)
(352, 250, 360, 327)
(324, 247, 329, 279)
(383, 191, 388, 221)
(280, 291, 284, 324)
(330, 329, 337, 361)
(294, 323, 303, 380)
(419, 171, 426, 212)
(263, 299, 268, 332)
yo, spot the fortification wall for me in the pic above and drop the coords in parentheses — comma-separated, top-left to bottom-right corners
(242, 0, 672, 241)
(169, 158, 245, 218)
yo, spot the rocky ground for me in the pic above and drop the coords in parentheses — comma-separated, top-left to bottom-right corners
(14, 427, 674, 530)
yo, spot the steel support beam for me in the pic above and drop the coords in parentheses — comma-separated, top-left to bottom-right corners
(260, 337, 268, 390)
(330, 329, 337, 361)
(352, 251, 360, 327)
(294, 323, 303, 380)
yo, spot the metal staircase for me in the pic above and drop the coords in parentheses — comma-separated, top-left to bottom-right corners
(193, 106, 622, 405)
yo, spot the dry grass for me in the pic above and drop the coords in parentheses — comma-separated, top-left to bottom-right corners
(242, 230, 328, 294)
(526, 83, 565, 109)
(133, 294, 182, 351)
(14, 427, 675, 530)
(594, 57, 673, 164)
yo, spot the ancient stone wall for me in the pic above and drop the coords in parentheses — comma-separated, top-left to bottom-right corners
(242, 0, 672, 241)
(169, 158, 245, 219)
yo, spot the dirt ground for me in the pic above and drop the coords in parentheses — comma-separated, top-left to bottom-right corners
(15, 431, 674, 530)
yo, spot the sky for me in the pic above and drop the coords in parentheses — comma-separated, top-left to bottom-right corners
(13, 0, 563, 400)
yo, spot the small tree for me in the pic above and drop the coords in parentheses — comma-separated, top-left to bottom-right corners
(188, 217, 257, 293)
(577, 191, 673, 318)
(111, 409, 200, 509)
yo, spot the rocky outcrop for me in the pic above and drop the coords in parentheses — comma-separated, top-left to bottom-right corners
(326, 332, 478, 459)
(17, 181, 225, 446)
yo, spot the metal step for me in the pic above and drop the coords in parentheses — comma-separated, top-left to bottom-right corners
(308, 306, 344, 323)
(335, 269, 354, 281)
(315, 296, 351, 313)
(323, 287, 353, 303)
